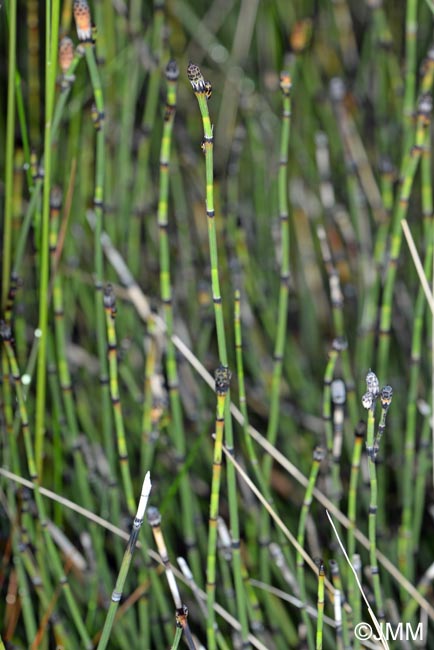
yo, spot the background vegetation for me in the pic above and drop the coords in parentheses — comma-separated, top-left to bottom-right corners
(1, 0, 434, 648)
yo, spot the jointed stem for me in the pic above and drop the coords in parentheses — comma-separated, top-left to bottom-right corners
(296, 446, 325, 650)
(35, 0, 61, 476)
(188, 62, 250, 646)
(206, 367, 231, 650)
(158, 60, 201, 584)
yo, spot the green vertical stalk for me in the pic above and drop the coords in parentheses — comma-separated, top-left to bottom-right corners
(362, 375, 392, 624)
(316, 223, 357, 430)
(50, 182, 112, 588)
(412, 404, 432, 565)
(296, 446, 325, 650)
(399, 126, 433, 585)
(1, 323, 93, 649)
(316, 561, 325, 650)
(103, 285, 135, 516)
(206, 367, 231, 650)
(131, 0, 165, 268)
(141, 327, 161, 473)
(158, 60, 201, 584)
(259, 71, 292, 602)
(2, 0, 17, 310)
(356, 159, 394, 380)
(188, 62, 249, 646)
(234, 290, 275, 501)
(76, 13, 115, 476)
(347, 422, 365, 644)
(322, 338, 345, 474)
(377, 94, 432, 382)
(171, 626, 183, 650)
(11, 43, 83, 280)
(34, 0, 60, 476)
(402, 0, 419, 152)
(97, 474, 151, 650)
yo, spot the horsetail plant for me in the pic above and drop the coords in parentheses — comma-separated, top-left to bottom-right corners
(34, 0, 61, 476)
(74, 0, 117, 482)
(10, 39, 84, 283)
(2, 0, 17, 311)
(296, 446, 325, 650)
(0, 321, 93, 650)
(399, 118, 434, 585)
(377, 92, 433, 382)
(206, 365, 231, 650)
(260, 69, 292, 527)
(158, 59, 201, 584)
(96, 472, 152, 650)
(103, 284, 135, 516)
(316, 561, 325, 650)
(362, 370, 393, 624)
(347, 421, 365, 641)
(188, 61, 250, 646)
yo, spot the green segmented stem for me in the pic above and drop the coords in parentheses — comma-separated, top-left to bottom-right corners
(259, 71, 292, 600)
(171, 625, 183, 649)
(18, 539, 69, 646)
(103, 285, 135, 516)
(2, 0, 17, 310)
(412, 405, 433, 570)
(83, 42, 115, 477)
(1, 324, 93, 650)
(97, 473, 151, 650)
(263, 70, 292, 478)
(34, 0, 61, 476)
(234, 290, 273, 500)
(377, 94, 433, 383)
(399, 126, 433, 585)
(402, 0, 418, 151)
(316, 222, 357, 431)
(188, 62, 249, 646)
(49, 189, 113, 584)
(403, 544, 434, 622)
(11, 45, 83, 281)
(26, 0, 41, 145)
(316, 561, 325, 650)
(347, 422, 365, 642)
(141, 327, 159, 472)
(356, 159, 394, 380)
(131, 0, 164, 267)
(158, 60, 201, 584)
(235, 291, 294, 616)
(296, 446, 325, 650)
(364, 398, 384, 622)
(7, 493, 37, 645)
(206, 367, 231, 650)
